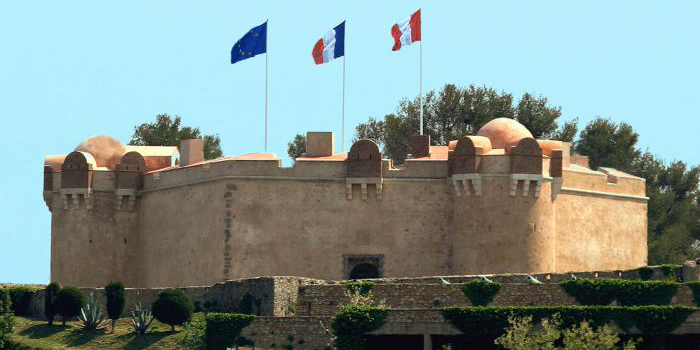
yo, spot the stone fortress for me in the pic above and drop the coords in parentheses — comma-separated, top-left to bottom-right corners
(43, 118, 648, 289)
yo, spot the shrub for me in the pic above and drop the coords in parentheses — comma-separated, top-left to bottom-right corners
(661, 264, 682, 282)
(0, 288, 14, 335)
(462, 279, 501, 306)
(44, 282, 61, 325)
(104, 282, 125, 332)
(638, 267, 654, 281)
(616, 280, 678, 306)
(152, 288, 194, 331)
(346, 282, 375, 296)
(6, 286, 37, 316)
(55, 286, 86, 326)
(180, 314, 206, 350)
(441, 305, 694, 341)
(330, 304, 388, 350)
(204, 313, 255, 350)
(560, 278, 620, 305)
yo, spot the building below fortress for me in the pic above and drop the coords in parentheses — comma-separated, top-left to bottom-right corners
(43, 118, 648, 288)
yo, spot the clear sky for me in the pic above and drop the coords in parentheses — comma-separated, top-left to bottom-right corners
(1, 1, 698, 284)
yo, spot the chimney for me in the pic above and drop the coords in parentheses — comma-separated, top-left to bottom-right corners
(180, 139, 204, 166)
(410, 135, 430, 158)
(305, 132, 335, 157)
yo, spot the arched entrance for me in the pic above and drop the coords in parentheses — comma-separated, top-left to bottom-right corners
(349, 263, 379, 279)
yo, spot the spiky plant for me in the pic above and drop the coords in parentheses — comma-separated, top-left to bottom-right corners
(78, 292, 107, 331)
(130, 296, 154, 336)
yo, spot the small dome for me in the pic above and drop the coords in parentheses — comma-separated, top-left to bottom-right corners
(476, 118, 533, 150)
(74, 135, 126, 170)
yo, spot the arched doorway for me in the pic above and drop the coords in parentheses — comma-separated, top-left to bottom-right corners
(349, 263, 379, 279)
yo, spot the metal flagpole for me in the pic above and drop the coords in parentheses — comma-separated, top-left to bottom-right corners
(419, 19, 423, 136)
(265, 20, 269, 152)
(342, 53, 346, 153)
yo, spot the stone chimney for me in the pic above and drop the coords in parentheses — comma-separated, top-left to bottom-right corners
(410, 135, 430, 158)
(180, 139, 204, 166)
(305, 132, 334, 157)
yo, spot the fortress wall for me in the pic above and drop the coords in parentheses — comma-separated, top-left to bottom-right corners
(138, 175, 452, 285)
(451, 178, 556, 275)
(386, 160, 449, 178)
(562, 168, 645, 196)
(50, 191, 139, 287)
(554, 192, 647, 272)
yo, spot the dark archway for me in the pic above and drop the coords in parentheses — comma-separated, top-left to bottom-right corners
(349, 263, 379, 279)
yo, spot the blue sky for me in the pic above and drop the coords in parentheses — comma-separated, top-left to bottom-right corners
(1, 1, 698, 284)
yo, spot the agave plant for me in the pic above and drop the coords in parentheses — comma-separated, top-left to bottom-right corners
(78, 292, 107, 331)
(130, 295, 154, 336)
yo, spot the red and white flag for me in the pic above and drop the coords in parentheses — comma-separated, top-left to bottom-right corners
(391, 9, 421, 51)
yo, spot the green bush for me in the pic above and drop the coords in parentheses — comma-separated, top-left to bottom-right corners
(55, 286, 86, 325)
(560, 278, 620, 305)
(442, 305, 694, 340)
(616, 280, 678, 306)
(330, 304, 388, 350)
(661, 264, 682, 282)
(638, 267, 654, 281)
(346, 281, 375, 296)
(152, 289, 194, 331)
(462, 279, 501, 306)
(204, 313, 255, 350)
(44, 282, 61, 325)
(104, 282, 125, 332)
(0, 288, 14, 335)
(6, 286, 37, 316)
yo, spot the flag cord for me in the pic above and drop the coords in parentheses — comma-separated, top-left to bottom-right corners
(265, 20, 269, 152)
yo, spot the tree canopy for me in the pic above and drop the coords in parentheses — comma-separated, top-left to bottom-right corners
(354, 84, 577, 163)
(129, 114, 222, 160)
(287, 133, 306, 160)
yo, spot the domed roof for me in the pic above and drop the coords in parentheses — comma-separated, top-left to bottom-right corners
(476, 118, 533, 150)
(74, 135, 126, 170)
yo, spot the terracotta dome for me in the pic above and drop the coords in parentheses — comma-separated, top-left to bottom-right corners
(476, 118, 533, 150)
(74, 135, 126, 170)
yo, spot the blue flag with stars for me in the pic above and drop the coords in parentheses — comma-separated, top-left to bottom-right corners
(231, 21, 267, 64)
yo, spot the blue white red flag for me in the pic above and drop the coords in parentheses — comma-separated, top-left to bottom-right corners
(312, 21, 345, 64)
(391, 9, 421, 51)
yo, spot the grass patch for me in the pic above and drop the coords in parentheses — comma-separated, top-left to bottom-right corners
(10, 313, 208, 349)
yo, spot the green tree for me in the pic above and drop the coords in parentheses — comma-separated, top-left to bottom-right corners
(104, 282, 125, 333)
(354, 84, 575, 163)
(44, 282, 60, 325)
(151, 289, 194, 332)
(574, 117, 640, 172)
(287, 133, 306, 159)
(55, 286, 86, 326)
(130, 114, 223, 160)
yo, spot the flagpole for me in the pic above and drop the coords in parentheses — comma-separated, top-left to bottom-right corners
(419, 15, 423, 136)
(342, 53, 346, 153)
(265, 20, 269, 152)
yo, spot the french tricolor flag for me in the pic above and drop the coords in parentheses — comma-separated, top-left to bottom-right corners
(312, 21, 345, 65)
(391, 9, 421, 51)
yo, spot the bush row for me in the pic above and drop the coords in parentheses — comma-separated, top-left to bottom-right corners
(442, 305, 696, 339)
(560, 279, 679, 306)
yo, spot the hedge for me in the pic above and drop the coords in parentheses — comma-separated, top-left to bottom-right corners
(560, 279, 678, 306)
(6, 286, 38, 316)
(462, 279, 501, 306)
(442, 305, 695, 339)
(330, 304, 388, 350)
(638, 267, 654, 281)
(204, 313, 255, 350)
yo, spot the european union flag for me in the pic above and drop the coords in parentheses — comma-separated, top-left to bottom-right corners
(231, 21, 267, 64)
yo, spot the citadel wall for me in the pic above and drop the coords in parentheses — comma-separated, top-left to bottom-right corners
(43, 119, 649, 288)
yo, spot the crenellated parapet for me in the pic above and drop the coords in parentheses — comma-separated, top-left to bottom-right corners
(60, 151, 96, 210)
(346, 139, 383, 201)
(508, 137, 544, 197)
(115, 151, 147, 211)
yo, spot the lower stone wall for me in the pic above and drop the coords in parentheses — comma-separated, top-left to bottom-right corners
(240, 316, 332, 350)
